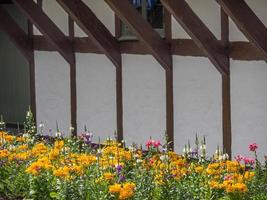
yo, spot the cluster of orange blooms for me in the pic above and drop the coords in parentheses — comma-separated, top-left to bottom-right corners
(0, 131, 256, 199)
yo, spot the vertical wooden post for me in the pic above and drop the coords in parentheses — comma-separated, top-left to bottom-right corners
(221, 8, 232, 158)
(68, 16, 77, 137)
(166, 65, 174, 150)
(27, 20, 36, 123)
(116, 64, 123, 142)
(164, 7, 173, 150)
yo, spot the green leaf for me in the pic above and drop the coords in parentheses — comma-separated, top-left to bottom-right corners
(50, 192, 59, 199)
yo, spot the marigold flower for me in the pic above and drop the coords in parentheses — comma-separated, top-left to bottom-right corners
(103, 172, 114, 181)
(109, 183, 122, 193)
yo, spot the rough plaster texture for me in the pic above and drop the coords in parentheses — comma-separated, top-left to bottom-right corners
(32, 0, 267, 159)
(122, 55, 166, 147)
(231, 60, 267, 160)
(76, 53, 116, 142)
(173, 56, 222, 154)
(35, 51, 71, 136)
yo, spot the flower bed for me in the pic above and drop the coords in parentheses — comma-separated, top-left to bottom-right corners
(0, 112, 266, 199)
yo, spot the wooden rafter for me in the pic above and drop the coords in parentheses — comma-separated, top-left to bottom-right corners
(0, 6, 32, 62)
(56, 0, 121, 68)
(161, 0, 229, 75)
(217, 0, 267, 60)
(12, 0, 74, 65)
(104, 0, 172, 70)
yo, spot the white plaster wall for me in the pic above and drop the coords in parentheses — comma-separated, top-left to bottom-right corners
(231, 60, 267, 160)
(122, 55, 166, 146)
(172, 0, 220, 39)
(33, 0, 69, 35)
(32, 0, 267, 159)
(35, 51, 70, 136)
(76, 53, 116, 141)
(173, 56, 222, 154)
(75, 0, 115, 37)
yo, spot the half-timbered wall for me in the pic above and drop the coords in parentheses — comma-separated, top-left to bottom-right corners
(29, 0, 267, 158)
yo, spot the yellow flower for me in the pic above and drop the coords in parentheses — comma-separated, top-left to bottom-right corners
(31, 143, 48, 156)
(103, 172, 114, 181)
(244, 171, 255, 181)
(109, 183, 122, 193)
(232, 183, 248, 192)
(53, 166, 70, 179)
(54, 140, 64, 150)
(195, 166, 204, 173)
(0, 149, 9, 159)
(77, 154, 96, 166)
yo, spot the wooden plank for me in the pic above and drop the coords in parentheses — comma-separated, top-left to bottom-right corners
(27, 19, 37, 123)
(68, 16, 77, 137)
(166, 66, 174, 150)
(13, 0, 74, 65)
(56, 0, 121, 68)
(217, 0, 267, 60)
(105, 0, 172, 70)
(116, 65, 123, 142)
(0, 6, 32, 62)
(221, 9, 232, 158)
(161, 0, 229, 75)
(33, 36, 266, 61)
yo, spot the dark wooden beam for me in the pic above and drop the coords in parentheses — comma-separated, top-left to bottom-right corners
(33, 36, 267, 61)
(56, 0, 121, 68)
(116, 65, 123, 142)
(68, 16, 77, 137)
(27, 19, 37, 123)
(217, 0, 267, 60)
(221, 9, 232, 158)
(105, 0, 172, 70)
(12, 0, 74, 65)
(0, 6, 32, 62)
(161, 0, 229, 75)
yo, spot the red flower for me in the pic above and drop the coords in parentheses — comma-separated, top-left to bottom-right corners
(249, 143, 258, 152)
(243, 157, 255, 165)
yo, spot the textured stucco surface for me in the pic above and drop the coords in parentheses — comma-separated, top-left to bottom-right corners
(32, 0, 267, 159)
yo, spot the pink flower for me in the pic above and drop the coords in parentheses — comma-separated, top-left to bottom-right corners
(145, 139, 153, 148)
(235, 154, 243, 162)
(145, 139, 161, 149)
(153, 140, 161, 148)
(243, 157, 255, 165)
(249, 143, 258, 152)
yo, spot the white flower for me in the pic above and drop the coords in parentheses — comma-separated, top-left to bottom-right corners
(55, 132, 62, 137)
(23, 133, 30, 138)
(200, 144, 206, 151)
(69, 126, 74, 132)
(160, 155, 169, 162)
(128, 146, 136, 152)
(39, 123, 44, 128)
(136, 159, 143, 163)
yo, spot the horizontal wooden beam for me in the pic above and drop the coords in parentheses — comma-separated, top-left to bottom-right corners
(13, 0, 74, 65)
(56, 0, 121, 68)
(33, 36, 266, 61)
(217, 0, 267, 60)
(104, 0, 172, 70)
(161, 0, 229, 75)
(0, 6, 33, 62)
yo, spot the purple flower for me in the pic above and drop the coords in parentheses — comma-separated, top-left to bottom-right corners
(116, 165, 123, 174)
(118, 175, 125, 182)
